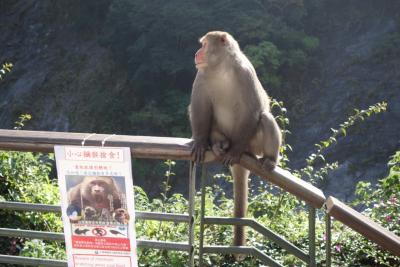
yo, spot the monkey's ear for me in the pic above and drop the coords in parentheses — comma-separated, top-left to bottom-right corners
(220, 34, 228, 45)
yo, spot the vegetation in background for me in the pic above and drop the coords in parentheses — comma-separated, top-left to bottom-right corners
(0, 101, 398, 266)
(0, 63, 13, 80)
(0, 1, 398, 265)
(297, 102, 388, 184)
(0, 115, 64, 260)
(98, 0, 320, 136)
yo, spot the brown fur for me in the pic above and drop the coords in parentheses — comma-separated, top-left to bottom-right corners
(189, 31, 282, 247)
(68, 176, 122, 213)
(113, 208, 130, 224)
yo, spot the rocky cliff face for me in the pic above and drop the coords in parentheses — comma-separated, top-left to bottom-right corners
(0, 1, 126, 132)
(289, 1, 400, 200)
(0, 1, 399, 200)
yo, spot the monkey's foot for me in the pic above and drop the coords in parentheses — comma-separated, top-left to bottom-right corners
(222, 154, 241, 166)
(260, 156, 277, 171)
(220, 146, 242, 166)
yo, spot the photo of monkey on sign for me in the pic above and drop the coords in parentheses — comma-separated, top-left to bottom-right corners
(66, 176, 129, 224)
(188, 31, 282, 247)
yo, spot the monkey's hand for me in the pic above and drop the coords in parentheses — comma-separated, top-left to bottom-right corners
(191, 140, 208, 163)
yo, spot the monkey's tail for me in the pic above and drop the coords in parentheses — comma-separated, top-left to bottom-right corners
(230, 164, 250, 247)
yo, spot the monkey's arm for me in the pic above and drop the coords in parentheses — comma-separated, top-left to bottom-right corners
(189, 75, 213, 162)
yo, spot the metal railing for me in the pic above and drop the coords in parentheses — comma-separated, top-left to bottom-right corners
(198, 164, 318, 267)
(0, 129, 398, 266)
(0, 163, 197, 266)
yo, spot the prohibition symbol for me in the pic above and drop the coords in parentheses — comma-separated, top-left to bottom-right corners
(92, 227, 107, 236)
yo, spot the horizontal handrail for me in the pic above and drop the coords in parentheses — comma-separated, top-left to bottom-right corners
(0, 129, 193, 160)
(137, 211, 190, 223)
(0, 129, 325, 208)
(138, 240, 192, 252)
(0, 201, 190, 223)
(0, 228, 191, 252)
(326, 197, 400, 256)
(0, 255, 66, 267)
(0, 240, 191, 267)
(0, 228, 64, 241)
(0, 201, 61, 213)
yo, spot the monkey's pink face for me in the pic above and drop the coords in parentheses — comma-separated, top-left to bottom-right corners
(195, 34, 228, 70)
(195, 41, 208, 69)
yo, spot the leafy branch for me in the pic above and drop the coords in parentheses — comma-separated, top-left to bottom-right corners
(271, 99, 292, 168)
(299, 101, 387, 182)
(158, 159, 176, 240)
(14, 114, 32, 130)
(0, 62, 13, 80)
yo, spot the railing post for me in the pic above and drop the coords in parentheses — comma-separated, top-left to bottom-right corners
(188, 162, 196, 267)
(325, 214, 332, 267)
(308, 206, 316, 267)
(199, 164, 207, 267)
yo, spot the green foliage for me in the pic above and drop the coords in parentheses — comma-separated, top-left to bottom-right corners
(271, 99, 292, 168)
(0, 116, 64, 259)
(20, 239, 66, 261)
(353, 152, 400, 234)
(298, 102, 387, 183)
(328, 152, 400, 266)
(0, 62, 13, 80)
(245, 42, 282, 88)
(2, 152, 398, 265)
(0, 93, 393, 266)
(0, 150, 65, 259)
(13, 114, 32, 130)
(301, 36, 320, 52)
(1, 111, 399, 265)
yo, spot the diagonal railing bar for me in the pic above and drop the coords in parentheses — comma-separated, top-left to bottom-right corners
(202, 246, 283, 267)
(326, 197, 400, 256)
(203, 217, 309, 262)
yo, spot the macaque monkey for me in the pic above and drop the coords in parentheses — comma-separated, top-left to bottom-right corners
(83, 206, 98, 220)
(113, 208, 130, 224)
(189, 31, 282, 247)
(68, 176, 122, 213)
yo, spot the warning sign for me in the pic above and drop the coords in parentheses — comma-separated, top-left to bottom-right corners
(55, 146, 138, 267)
